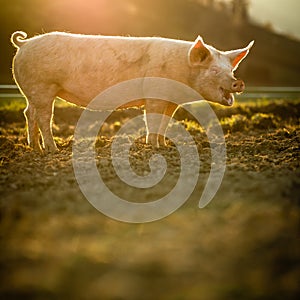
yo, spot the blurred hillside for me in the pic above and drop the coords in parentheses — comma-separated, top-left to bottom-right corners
(1, 0, 299, 86)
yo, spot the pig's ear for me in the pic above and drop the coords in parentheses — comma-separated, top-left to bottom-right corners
(227, 40, 254, 70)
(188, 36, 211, 66)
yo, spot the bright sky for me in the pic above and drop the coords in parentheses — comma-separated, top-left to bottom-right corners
(247, 0, 300, 39)
(222, 0, 300, 39)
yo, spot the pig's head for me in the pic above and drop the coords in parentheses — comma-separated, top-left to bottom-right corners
(188, 36, 254, 106)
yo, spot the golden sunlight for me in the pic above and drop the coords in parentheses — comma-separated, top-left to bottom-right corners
(43, 0, 140, 34)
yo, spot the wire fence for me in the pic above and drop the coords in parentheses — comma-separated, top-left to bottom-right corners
(0, 84, 300, 100)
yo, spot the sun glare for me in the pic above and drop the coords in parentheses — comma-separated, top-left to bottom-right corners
(68, 0, 140, 34)
(45, 0, 129, 34)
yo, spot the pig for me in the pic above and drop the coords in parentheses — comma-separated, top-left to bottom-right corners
(11, 31, 254, 152)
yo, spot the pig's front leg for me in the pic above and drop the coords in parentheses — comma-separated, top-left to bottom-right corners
(144, 99, 178, 147)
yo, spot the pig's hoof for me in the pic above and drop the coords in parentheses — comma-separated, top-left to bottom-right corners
(146, 134, 167, 148)
(46, 148, 59, 154)
(44, 144, 59, 154)
(31, 145, 44, 155)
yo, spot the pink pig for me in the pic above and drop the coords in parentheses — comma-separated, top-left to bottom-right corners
(11, 31, 253, 152)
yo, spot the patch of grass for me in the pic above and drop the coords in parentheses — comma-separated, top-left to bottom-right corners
(0, 97, 76, 111)
(220, 112, 281, 133)
(54, 98, 78, 108)
(0, 98, 26, 111)
(251, 113, 278, 130)
(221, 114, 249, 133)
(181, 119, 204, 134)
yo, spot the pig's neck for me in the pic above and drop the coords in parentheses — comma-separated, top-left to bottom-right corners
(150, 42, 196, 85)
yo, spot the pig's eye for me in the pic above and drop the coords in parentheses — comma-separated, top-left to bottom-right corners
(211, 66, 221, 75)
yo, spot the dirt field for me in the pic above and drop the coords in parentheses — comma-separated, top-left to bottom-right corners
(0, 98, 299, 300)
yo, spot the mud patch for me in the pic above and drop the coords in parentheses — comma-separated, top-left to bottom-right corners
(0, 99, 299, 300)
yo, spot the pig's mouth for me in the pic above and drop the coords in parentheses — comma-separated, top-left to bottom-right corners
(220, 87, 234, 106)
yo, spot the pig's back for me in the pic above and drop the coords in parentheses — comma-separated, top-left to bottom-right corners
(13, 32, 192, 99)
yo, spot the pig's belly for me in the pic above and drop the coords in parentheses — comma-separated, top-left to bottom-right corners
(57, 90, 145, 110)
(56, 90, 92, 107)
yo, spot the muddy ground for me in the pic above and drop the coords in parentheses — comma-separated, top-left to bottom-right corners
(0, 99, 299, 300)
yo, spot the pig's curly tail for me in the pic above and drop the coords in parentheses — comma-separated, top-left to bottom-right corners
(11, 31, 28, 48)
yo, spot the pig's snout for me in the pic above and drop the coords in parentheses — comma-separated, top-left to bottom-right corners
(231, 79, 245, 93)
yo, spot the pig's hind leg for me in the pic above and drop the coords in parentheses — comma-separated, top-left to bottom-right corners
(23, 86, 59, 153)
(34, 99, 57, 153)
(24, 101, 42, 152)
